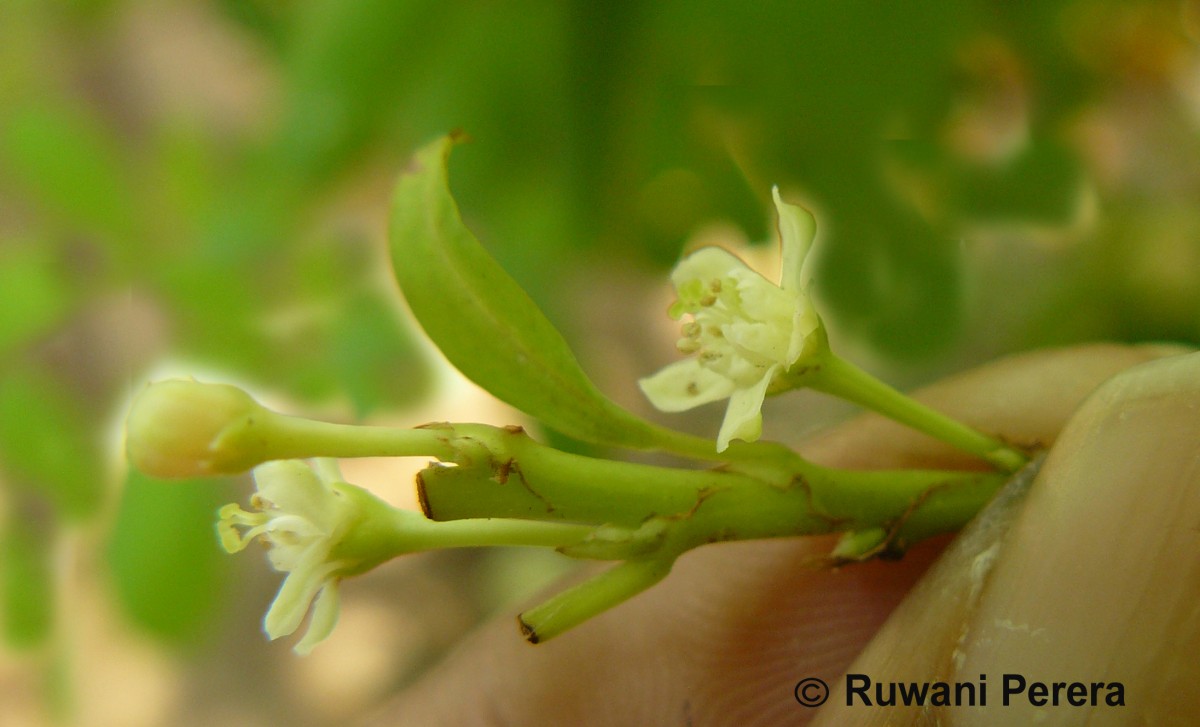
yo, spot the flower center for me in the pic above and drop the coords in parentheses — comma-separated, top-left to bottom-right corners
(671, 270, 793, 385)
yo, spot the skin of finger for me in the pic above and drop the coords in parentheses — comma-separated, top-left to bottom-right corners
(813, 350, 1200, 726)
(364, 343, 1183, 727)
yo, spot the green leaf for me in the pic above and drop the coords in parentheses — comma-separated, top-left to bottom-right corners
(1, 515, 54, 650)
(275, 0, 436, 183)
(0, 101, 137, 245)
(389, 135, 711, 456)
(0, 242, 73, 356)
(328, 289, 432, 417)
(953, 143, 1086, 224)
(0, 365, 102, 518)
(106, 471, 232, 646)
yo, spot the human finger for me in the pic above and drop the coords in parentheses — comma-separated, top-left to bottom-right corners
(814, 349, 1200, 725)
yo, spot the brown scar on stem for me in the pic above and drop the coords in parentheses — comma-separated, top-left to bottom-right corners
(494, 425, 531, 480)
(518, 615, 539, 644)
(791, 473, 847, 531)
(854, 479, 956, 562)
(413, 422, 456, 460)
(495, 458, 516, 484)
(703, 527, 738, 544)
(660, 486, 719, 523)
(505, 459, 555, 514)
(415, 470, 433, 519)
(997, 433, 1043, 457)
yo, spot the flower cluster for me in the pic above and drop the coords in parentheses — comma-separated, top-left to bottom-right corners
(639, 188, 824, 451)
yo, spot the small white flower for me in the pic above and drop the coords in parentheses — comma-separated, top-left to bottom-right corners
(218, 459, 353, 654)
(639, 188, 823, 451)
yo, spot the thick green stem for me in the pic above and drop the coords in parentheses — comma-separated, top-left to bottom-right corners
(416, 424, 784, 527)
(804, 353, 1026, 472)
(659, 464, 1005, 554)
(415, 423, 1008, 548)
(510, 462, 1008, 643)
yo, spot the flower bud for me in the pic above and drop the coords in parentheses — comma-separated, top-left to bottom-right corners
(125, 380, 270, 478)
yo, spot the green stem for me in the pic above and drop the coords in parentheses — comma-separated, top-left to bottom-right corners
(416, 424, 781, 527)
(260, 414, 459, 461)
(660, 464, 1005, 553)
(506, 459, 1009, 643)
(649, 426, 731, 461)
(517, 557, 675, 643)
(644, 422, 800, 465)
(399, 516, 594, 551)
(333, 483, 596, 574)
(415, 423, 1008, 545)
(262, 411, 774, 472)
(510, 464, 1008, 644)
(805, 353, 1026, 472)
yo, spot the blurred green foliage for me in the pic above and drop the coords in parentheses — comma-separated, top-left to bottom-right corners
(106, 471, 232, 645)
(1, 514, 54, 650)
(0, 0, 1198, 723)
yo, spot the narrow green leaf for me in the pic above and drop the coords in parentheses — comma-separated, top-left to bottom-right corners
(106, 471, 232, 645)
(389, 135, 711, 455)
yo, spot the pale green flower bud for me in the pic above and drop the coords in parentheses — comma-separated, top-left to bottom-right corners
(125, 379, 271, 478)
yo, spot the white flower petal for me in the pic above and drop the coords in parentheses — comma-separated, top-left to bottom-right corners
(670, 246, 758, 289)
(293, 582, 341, 655)
(267, 536, 326, 573)
(773, 187, 817, 292)
(724, 321, 789, 363)
(715, 366, 777, 451)
(786, 297, 821, 365)
(263, 564, 326, 640)
(638, 358, 738, 412)
(255, 460, 330, 524)
(732, 273, 794, 320)
(312, 458, 344, 483)
(266, 513, 327, 540)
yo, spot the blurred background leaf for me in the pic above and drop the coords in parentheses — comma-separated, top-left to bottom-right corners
(0, 365, 102, 520)
(1, 512, 54, 651)
(105, 471, 232, 645)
